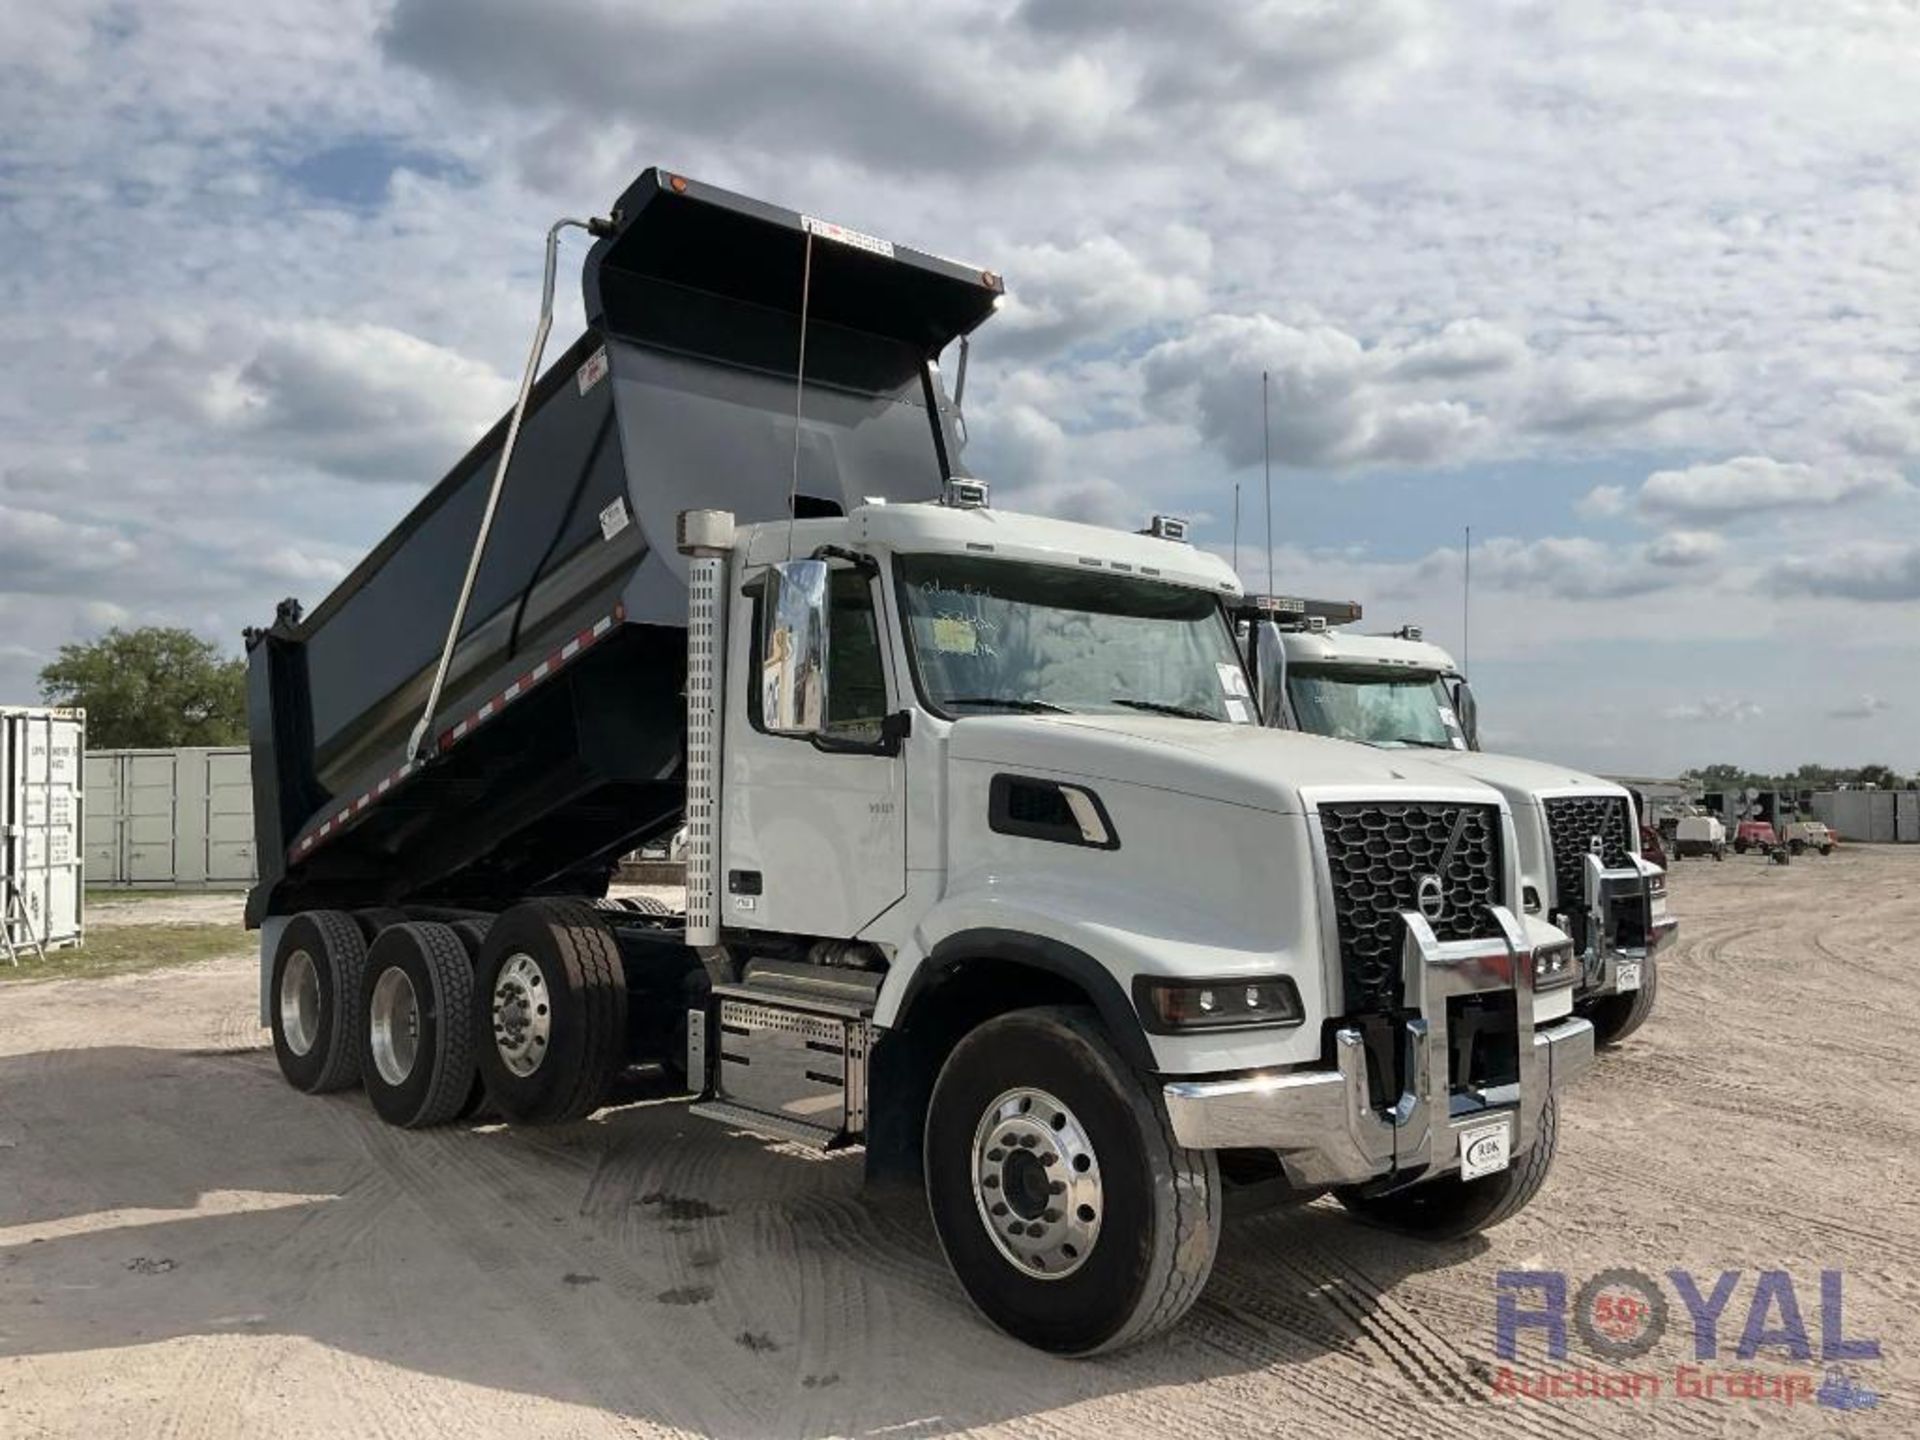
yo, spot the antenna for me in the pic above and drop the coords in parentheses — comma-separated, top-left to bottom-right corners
(1262, 370, 1274, 595)
(785, 228, 817, 561)
(1232, 481, 1241, 576)
(1463, 524, 1472, 677)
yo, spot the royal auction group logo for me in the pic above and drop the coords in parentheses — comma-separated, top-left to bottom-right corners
(1493, 1267, 1881, 1410)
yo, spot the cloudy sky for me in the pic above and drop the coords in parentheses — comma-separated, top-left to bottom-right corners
(3, 0, 1917, 775)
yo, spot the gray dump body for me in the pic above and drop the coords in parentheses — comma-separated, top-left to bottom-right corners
(246, 169, 1001, 924)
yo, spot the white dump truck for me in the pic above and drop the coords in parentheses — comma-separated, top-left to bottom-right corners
(247, 170, 1596, 1354)
(1238, 599, 1675, 1046)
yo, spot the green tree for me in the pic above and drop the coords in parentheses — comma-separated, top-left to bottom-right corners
(39, 627, 246, 749)
(1849, 763, 1903, 790)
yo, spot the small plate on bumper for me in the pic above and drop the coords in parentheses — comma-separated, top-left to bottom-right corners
(1459, 1117, 1512, 1180)
(1616, 960, 1643, 992)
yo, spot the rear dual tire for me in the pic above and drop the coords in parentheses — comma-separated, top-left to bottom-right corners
(270, 911, 369, 1094)
(359, 922, 478, 1129)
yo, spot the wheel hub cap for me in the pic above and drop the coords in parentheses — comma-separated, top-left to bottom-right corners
(493, 954, 550, 1077)
(971, 1086, 1101, 1280)
(369, 966, 421, 1086)
(280, 950, 321, 1057)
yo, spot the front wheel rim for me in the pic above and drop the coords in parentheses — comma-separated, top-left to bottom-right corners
(970, 1086, 1102, 1280)
(369, 966, 421, 1086)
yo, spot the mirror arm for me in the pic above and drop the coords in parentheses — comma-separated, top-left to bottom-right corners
(811, 545, 880, 576)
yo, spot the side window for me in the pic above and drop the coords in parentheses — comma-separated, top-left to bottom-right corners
(747, 567, 889, 742)
(825, 569, 887, 740)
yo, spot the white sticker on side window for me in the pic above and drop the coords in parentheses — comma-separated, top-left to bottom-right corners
(1216, 662, 1251, 700)
(1224, 697, 1253, 725)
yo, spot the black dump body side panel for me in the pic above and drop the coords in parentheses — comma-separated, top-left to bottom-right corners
(247, 169, 1000, 925)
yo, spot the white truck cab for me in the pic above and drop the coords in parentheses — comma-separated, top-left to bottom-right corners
(1241, 602, 1675, 1047)
(671, 491, 1595, 1350)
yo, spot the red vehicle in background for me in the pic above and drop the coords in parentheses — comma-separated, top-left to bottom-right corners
(1732, 818, 1777, 854)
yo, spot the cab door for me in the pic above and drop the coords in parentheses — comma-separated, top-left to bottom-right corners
(721, 563, 907, 938)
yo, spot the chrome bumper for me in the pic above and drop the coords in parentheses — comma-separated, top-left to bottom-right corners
(1163, 906, 1595, 1188)
(1575, 856, 1679, 999)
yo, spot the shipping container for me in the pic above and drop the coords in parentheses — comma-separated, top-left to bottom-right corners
(1, 706, 85, 957)
(1810, 789, 1914, 844)
(84, 747, 257, 888)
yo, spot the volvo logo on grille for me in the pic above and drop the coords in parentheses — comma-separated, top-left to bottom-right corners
(1590, 834, 1604, 855)
(1416, 873, 1446, 923)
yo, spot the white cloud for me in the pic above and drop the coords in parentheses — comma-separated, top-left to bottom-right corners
(1644, 530, 1724, 568)
(1828, 695, 1891, 721)
(992, 228, 1213, 356)
(1637, 456, 1899, 522)
(1525, 362, 1714, 437)
(1663, 697, 1764, 724)
(1142, 313, 1495, 470)
(1778, 541, 1920, 602)
(1406, 532, 1724, 603)
(117, 320, 512, 485)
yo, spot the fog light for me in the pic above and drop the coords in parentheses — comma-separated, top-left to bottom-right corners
(1532, 941, 1577, 989)
(1136, 976, 1304, 1033)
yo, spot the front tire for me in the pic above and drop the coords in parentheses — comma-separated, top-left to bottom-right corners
(923, 1006, 1220, 1355)
(1339, 1095, 1560, 1240)
(473, 900, 628, 1124)
(269, 910, 369, 1094)
(359, 923, 477, 1129)
(1582, 951, 1658, 1045)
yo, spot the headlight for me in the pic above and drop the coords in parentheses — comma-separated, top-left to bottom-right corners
(1532, 941, 1577, 989)
(1647, 871, 1668, 899)
(1135, 976, 1304, 1033)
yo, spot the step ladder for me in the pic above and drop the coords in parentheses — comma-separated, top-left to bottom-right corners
(1, 875, 46, 967)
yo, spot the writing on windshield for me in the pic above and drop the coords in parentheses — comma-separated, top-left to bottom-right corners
(898, 556, 1248, 722)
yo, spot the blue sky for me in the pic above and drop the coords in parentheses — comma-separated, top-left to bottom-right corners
(2, 0, 1917, 776)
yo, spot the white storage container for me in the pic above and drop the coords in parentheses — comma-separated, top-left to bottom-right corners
(83, 747, 257, 888)
(2, 706, 85, 955)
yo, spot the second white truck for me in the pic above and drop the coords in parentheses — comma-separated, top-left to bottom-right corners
(1240, 600, 1676, 1046)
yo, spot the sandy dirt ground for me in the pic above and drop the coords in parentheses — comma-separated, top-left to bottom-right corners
(3, 855, 1915, 1437)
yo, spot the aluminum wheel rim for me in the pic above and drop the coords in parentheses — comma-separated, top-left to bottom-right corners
(369, 966, 421, 1087)
(492, 953, 550, 1078)
(970, 1086, 1102, 1281)
(280, 949, 321, 1057)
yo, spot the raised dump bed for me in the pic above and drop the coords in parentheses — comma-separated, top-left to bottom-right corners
(246, 169, 1001, 923)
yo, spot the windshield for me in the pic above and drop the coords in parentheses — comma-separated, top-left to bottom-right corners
(898, 554, 1250, 722)
(1286, 667, 1464, 748)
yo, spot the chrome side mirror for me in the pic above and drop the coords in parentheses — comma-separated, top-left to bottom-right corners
(761, 559, 831, 735)
(1252, 620, 1289, 728)
(1450, 677, 1479, 750)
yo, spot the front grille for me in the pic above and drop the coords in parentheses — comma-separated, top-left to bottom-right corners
(1542, 794, 1633, 909)
(1317, 802, 1504, 1014)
